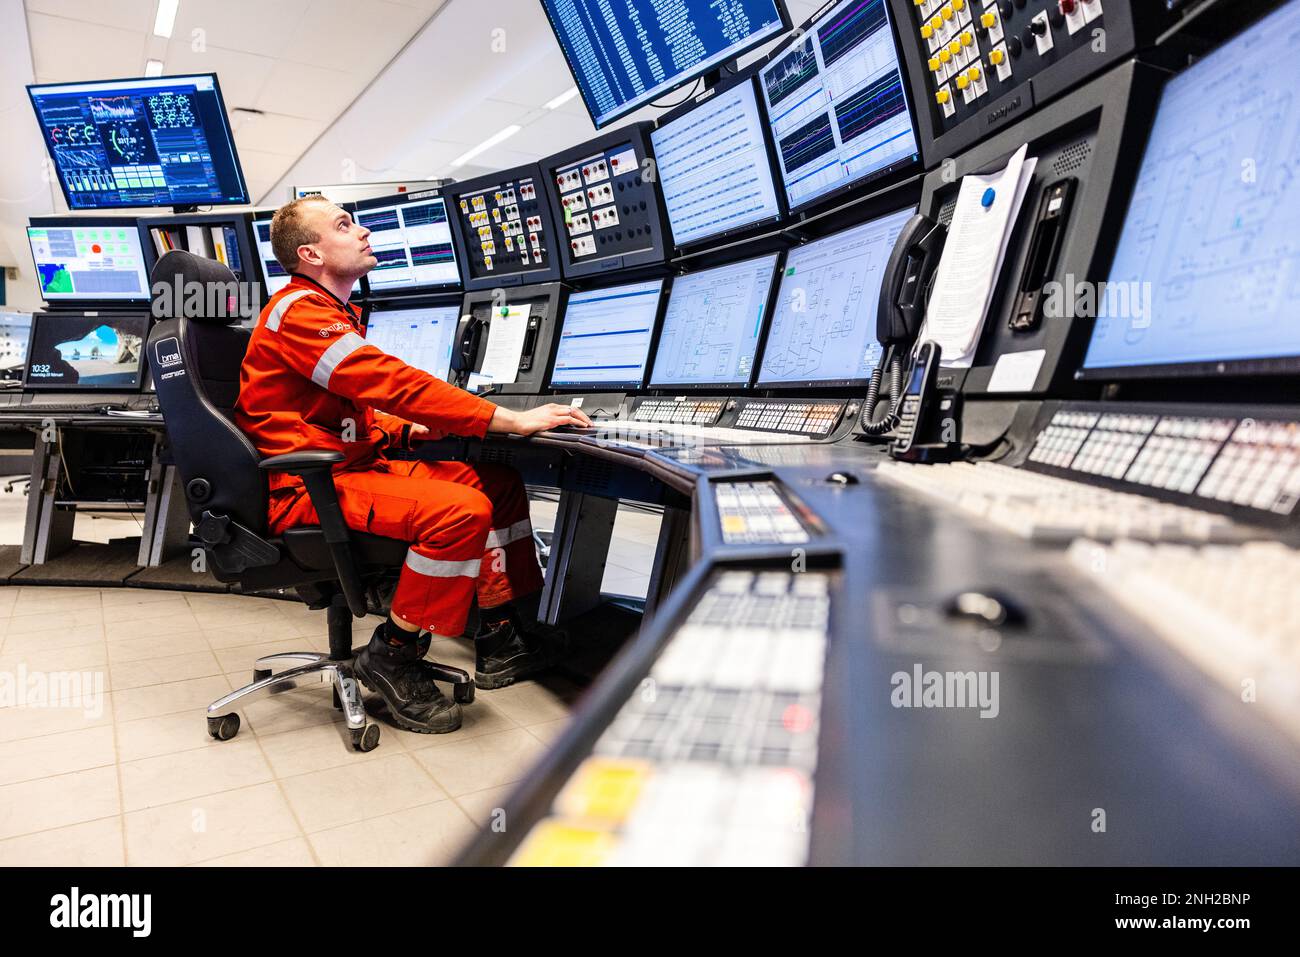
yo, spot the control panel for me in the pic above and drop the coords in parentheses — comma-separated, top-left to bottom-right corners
(448, 163, 560, 290)
(733, 400, 846, 438)
(541, 123, 670, 280)
(714, 480, 815, 546)
(631, 398, 725, 427)
(506, 567, 831, 867)
(459, 283, 567, 395)
(893, 0, 1169, 158)
(1025, 404, 1300, 523)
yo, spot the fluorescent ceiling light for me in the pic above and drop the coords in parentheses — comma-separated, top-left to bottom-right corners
(450, 125, 522, 168)
(153, 0, 180, 38)
(544, 87, 579, 110)
(145, 59, 165, 77)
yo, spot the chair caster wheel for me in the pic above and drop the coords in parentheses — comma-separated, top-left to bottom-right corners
(253, 668, 272, 683)
(351, 724, 380, 752)
(454, 682, 475, 704)
(208, 713, 240, 741)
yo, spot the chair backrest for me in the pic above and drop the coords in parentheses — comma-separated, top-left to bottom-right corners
(147, 250, 266, 533)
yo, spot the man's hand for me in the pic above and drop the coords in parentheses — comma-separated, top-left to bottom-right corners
(488, 403, 594, 436)
(408, 423, 432, 442)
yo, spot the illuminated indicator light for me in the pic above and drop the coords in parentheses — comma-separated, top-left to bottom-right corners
(990, 48, 1005, 65)
(936, 88, 951, 104)
(928, 56, 941, 71)
(941, 4, 953, 21)
(782, 704, 815, 734)
(939, 47, 951, 62)
(961, 30, 973, 45)
(956, 73, 970, 89)
(921, 23, 933, 38)
(981, 11, 996, 27)
(968, 65, 981, 80)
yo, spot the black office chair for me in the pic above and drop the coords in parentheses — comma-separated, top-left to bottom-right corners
(146, 251, 474, 752)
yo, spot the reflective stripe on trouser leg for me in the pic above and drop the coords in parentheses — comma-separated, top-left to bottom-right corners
(391, 547, 483, 638)
(477, 527, 545, 609)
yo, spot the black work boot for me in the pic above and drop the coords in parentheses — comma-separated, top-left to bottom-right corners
(474, 609, 570, 690)
(354, 625, 462, 733)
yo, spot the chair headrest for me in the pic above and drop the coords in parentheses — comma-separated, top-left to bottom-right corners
(150, 249, 248, 324)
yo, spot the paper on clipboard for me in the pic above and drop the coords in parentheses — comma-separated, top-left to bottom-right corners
(478, 305, 530, 384)
(922, 143, 1038, 368)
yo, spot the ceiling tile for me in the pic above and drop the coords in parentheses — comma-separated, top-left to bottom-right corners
(161, 40, 276, 111)
(26, 14, 147, 82)
(233, 113, 327, 156)
(169, 0, 314, 59)
(24, 0, 157, 33)
(254, 61, 366, 122)
(278, 0, 431, 76)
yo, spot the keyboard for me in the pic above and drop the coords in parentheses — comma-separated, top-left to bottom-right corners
(560, 420, 816, 447)
(1068, 538, 1300, 742)
(507, 568, 830, 866)
(877, 461, 1255, 544)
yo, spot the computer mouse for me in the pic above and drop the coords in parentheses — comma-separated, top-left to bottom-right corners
(826, 471, 859, 485)
(943, 590, 1028, 628)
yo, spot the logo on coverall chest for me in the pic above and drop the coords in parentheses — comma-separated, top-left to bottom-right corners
(319, 320, 352, 337)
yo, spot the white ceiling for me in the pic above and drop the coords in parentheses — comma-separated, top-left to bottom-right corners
(16, 0, 827, 204)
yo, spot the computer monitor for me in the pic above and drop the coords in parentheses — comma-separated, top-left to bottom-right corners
(550, 278, 666, 390)
(27, 74, 249, 210)
(652, 74, 783, 249)
(352, 191, 462, 294)
(759, 0, 918, 212)
(251, 211, 291, 297)
(756, 205, 913, 388)
(1080, 0, 1300, 380)
(363, 302, 461, 383)
(23, 311, 150, 391)
(0, 312, 33, 377)
(448, 164, 561, 290)
(540, 0, 790, 129)
(650, 253, 780, 389)
(27, 219, 153, 304)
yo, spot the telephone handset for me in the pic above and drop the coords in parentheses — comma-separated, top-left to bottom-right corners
(450, 313, 484, 387)
(862, 213, 947, 437)
(891, 340, 941, 457)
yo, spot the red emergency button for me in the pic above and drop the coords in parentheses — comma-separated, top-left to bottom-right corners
(1059, 0, 1077, 12)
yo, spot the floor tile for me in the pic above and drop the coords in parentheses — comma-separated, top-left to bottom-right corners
(307, 799, 474, 867)
(120, 738, 273, 812)
(124, 781, 302, 866)
(0, 725, 116, 786)
(194, 836, 317, 867)
(279, 752, 445, 833)
(109, 649, 223, 691)
(0, 765, 120, 840)
(0, 816, 124, 866)
(409, 728, 547, 798)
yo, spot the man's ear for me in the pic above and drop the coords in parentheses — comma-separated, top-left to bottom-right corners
(297, 243, 321, 267)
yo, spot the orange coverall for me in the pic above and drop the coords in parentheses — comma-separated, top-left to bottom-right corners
(234, 276, 543, 636)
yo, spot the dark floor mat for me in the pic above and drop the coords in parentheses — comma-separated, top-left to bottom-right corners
(9, 540, 141, 587)
(125, 554, 230, 593)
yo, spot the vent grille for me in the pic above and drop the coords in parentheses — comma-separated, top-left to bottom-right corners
(1053, 139, 1092, 174)
(573, 456, 614, 494)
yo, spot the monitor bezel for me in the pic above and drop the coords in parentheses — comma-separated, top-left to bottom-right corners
(758, 0, 921, 218)
(753, 204, 915, 390)
(360, 294, 466, 384)
(26, 216, 157, 306)
(651, 69, 788, 254)
(445, 162, 564, 292)
(26, 73, 251, 211)
(22, 309, 150, 393)
(648, 250, 784, 391)
(351, 188, 464, 295)
(547, 276, 670, 392)
(538, 0, 793, 131)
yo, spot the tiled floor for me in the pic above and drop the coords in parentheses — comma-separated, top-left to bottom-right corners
(0, 487, 658, 866)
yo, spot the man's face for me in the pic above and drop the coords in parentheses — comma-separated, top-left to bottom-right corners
(297, 202, 375, 279)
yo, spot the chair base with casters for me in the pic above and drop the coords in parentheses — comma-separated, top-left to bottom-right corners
(205, 590, 476, 752)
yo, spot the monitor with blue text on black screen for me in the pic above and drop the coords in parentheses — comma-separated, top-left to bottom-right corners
(652, 75, 783, 248)
(650, 253, 779, 389)
(364, 303, 461, 383)
(27, 74, 249, 210)
(759, 0, 917, 211)
(352, 192, 462, 294)
(757, 205, 912, 388)
(27, 220, 152, 303)
(550, 278, 665, 389)
(540, 0, 790, 128)
(1080, 0, 1300, 380)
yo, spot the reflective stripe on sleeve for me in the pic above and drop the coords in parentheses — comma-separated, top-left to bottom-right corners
(264, 289, 316, 331)
(403, 549, 482, 579)
(311, 332, 369, 388)
(485, 518, 533, 548)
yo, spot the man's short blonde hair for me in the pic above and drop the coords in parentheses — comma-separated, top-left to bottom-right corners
(269, 195, 332, 274)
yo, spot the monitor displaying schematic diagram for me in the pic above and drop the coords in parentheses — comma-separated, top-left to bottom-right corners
(759, 0, 918, 212)
(757, 205, 913, 388)
(1079, 0, 1300, 380)
(364, 302, 460, 383)
(650, 253, 780, 389)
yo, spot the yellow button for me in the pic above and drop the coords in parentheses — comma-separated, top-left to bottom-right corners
(946, 40, 959, 54)
(989, 48, 1005, 65)
(956, 73, 970, 90)
(941, 4, 953, 21)
(968, 65, 981, 81)
(921, 22, 933, 38)
(931, 14, 942, 29)
(936, 88, 951, 105)
(961, 30, 973, 46)
(954, 0, 965, 9)
(981, 11, 997, 27)
(928, 56, 941, 71)
(914, 0, 924, 5)
(938, 47, 951, 62)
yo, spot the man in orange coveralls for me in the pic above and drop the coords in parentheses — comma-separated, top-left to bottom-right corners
(235, 195, 592, 733)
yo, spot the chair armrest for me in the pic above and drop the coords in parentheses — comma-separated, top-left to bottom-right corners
(258, 449, 366, 617)
(258, 450, 344, 473)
